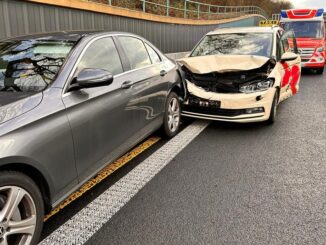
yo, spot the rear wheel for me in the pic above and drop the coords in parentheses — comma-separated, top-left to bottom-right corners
(267, 90, 279, 124)
(162, 92, 181, 138)
(316, 67, 324, 75)
(0, 171, 44, 245)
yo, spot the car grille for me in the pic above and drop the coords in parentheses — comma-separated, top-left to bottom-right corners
(183, 105, 246, 117)
(299, 48, 315, 58)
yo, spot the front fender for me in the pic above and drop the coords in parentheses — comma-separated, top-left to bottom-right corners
(0, 155, 55, 200)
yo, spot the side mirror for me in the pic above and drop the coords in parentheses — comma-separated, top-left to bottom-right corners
(281, 52, 299, 62)
(75, 68, 113, 88)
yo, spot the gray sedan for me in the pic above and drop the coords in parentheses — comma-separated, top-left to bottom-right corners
(0, 31, 184, 244)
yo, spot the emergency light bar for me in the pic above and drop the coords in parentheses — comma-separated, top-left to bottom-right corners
(281, 9, 324, 19)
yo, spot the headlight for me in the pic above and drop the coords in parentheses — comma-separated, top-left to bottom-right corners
(239, 79, 274, 94)
(316, 47, 325, 52)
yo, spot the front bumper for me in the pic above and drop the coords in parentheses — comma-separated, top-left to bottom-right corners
(301, 61, 325, 69)
(301, 53, 325, 68)
(182, 88, 276, 123)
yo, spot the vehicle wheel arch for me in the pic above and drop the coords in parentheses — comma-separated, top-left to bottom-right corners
(169, 70, 186, 100)
(0, 162, 52, 213)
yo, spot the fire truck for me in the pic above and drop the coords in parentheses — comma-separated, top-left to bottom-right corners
(280, 9, 326, 74)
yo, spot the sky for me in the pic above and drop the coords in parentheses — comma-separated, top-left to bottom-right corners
(292, 0, 326, 9)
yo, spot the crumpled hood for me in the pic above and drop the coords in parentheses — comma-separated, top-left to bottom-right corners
(0, 92, 43, 124)
(178, 55, 271, 74)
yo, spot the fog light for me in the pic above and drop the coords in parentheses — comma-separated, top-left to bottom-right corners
(245, 107, 264, 114)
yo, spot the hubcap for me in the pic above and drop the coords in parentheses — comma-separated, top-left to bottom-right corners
(0, 186, 37, 245)
(167, 97, 180, 133)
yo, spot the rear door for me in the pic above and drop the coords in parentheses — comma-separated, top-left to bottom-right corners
(278, 30, 301, 100)
(116, 36, 168, 134)
(62, 36, 140, 181)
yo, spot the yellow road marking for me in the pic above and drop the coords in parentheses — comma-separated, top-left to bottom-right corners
(44, 136, 161, 222)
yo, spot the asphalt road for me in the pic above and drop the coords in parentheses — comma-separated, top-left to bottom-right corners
(43, 71, 326, 244)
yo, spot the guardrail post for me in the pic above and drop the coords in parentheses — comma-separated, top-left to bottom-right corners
(166, 0, 170, 16)
(184, 0, 187, 18)
(208, 5, 211, 20)
(108, 0, 111, 5)
(197, 2, 200, 20)
(142, 0, 145, 12)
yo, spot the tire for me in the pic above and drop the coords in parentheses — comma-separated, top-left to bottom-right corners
(316, 67, 324, 75)
(0, 171, 44, 245)
(267, 90, 279, 124)
(162, 92, 181, 138)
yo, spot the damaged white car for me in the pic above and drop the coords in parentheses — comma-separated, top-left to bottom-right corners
(178, 26, 301, 123)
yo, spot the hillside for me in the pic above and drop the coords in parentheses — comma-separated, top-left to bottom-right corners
(91, 0, 293, 19)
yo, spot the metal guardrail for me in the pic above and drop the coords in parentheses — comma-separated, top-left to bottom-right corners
(88, 0, 269, 20)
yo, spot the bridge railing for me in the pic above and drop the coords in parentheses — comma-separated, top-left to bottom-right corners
(88, 0, 269, 20)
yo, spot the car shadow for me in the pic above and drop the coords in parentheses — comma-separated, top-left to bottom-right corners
(301, 68, 324, 75)
(208, 120, 269, 131)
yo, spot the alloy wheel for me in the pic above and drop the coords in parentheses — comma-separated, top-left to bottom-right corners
(0, 186, 37, 245)
(167, 97, 180, 133)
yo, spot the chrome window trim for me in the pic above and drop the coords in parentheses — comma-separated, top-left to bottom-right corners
(62, 33, 165, 95)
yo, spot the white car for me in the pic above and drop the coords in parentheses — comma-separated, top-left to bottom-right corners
(179, 26, 301, 123)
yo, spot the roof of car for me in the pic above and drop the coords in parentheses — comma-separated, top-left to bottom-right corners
(0, 31, 136, 42)
(208, 26, 282, 35)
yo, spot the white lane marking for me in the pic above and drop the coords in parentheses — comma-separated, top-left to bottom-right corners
(40, 120, 209, 245)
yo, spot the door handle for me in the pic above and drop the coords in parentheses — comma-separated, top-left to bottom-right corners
(121, 81, 133, 89)
(160, 70, 167, 77)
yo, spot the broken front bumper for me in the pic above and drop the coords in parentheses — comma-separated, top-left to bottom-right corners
(182, 82, 276, 123)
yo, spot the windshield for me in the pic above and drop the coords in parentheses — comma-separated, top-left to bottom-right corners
(191, 33, 273, 57)
(283, 21, 323, 38)
(0, 40, 74, 92)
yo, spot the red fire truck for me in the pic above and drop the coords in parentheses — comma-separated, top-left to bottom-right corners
(280, 8, 326, 74)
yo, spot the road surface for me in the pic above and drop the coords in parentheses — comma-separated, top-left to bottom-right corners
(41, 71, 326, 245)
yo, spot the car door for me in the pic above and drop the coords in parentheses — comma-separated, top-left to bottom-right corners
(116, 36, 168, 134)
(278, 30, 301, 100)
(62, 36, 140, 181)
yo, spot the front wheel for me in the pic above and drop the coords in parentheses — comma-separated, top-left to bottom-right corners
(316, 67, 324, 75)
(0, 171, 44, 245)
(162, 92, 181, 138)
(267, 90, 279, 124)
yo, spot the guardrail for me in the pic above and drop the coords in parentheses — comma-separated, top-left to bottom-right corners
(87, 0, 269, 20)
